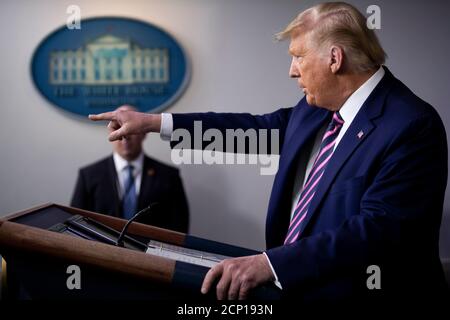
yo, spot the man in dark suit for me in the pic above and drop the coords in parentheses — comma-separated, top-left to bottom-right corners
(89, 2, 448, 303)
(71, 106, 189, 233)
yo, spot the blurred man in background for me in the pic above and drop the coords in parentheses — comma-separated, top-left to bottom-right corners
(71, 105, 189, 233)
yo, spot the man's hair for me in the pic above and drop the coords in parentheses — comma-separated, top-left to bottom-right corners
(276, 2, 386, 73)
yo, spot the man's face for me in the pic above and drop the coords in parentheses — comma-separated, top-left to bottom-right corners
(288, 31, 336, 109)
(112, 133, 145, 161)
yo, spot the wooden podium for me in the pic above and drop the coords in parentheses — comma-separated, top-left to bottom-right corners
(0, 203, 280, 300)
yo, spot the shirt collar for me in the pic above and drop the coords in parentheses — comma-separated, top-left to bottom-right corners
(113, 152, 144, 174)
(338, 66, 385, 123)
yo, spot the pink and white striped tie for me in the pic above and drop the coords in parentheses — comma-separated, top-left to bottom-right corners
(284, 112, 344, 244)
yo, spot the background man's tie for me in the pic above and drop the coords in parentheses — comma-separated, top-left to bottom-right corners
(284, 112, 345, 244)
(122, 164, 137, 220)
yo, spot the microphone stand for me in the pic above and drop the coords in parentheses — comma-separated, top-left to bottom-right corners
(116, 203, 159, 247)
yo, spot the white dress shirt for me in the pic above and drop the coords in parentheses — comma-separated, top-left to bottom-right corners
(158, 66, 385, 289)
(113, 152, 144, 199)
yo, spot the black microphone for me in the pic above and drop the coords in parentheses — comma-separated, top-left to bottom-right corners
(116, 202, 159, 247)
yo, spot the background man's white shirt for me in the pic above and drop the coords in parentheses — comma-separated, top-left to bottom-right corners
(113, 152, 144, 199)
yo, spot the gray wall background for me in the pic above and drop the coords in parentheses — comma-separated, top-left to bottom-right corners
(0, 0, 449, 258)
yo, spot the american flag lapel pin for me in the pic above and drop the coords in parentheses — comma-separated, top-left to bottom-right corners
(357, 130, 364, 139)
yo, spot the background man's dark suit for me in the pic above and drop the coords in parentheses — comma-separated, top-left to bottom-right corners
(71, 154, 189, 233)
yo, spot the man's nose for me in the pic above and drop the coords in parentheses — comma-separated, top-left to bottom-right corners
(289, 57, 300, 78)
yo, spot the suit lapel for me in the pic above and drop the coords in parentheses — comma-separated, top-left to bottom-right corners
(267, 104, 330, 246)
(138, 156, 156, 210)
(296, 113, 375, 236)
(296, 67, 396, 237)
(106, 156, 122, 217)
(282, 105, 331, 178)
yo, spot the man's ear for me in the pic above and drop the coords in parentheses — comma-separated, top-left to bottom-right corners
(329, 45, 344, 74)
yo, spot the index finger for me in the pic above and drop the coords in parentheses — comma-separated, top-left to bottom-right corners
(201, 264, 223, 294)
(88, 111, 116, 122)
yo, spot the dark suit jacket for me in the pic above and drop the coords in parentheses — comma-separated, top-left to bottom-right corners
(171, 67, 448, 302)
(71, 155, 189, 233)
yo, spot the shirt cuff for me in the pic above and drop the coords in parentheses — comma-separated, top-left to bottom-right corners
(263, 252, 283, 290)
(160, 113, 173, 141)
